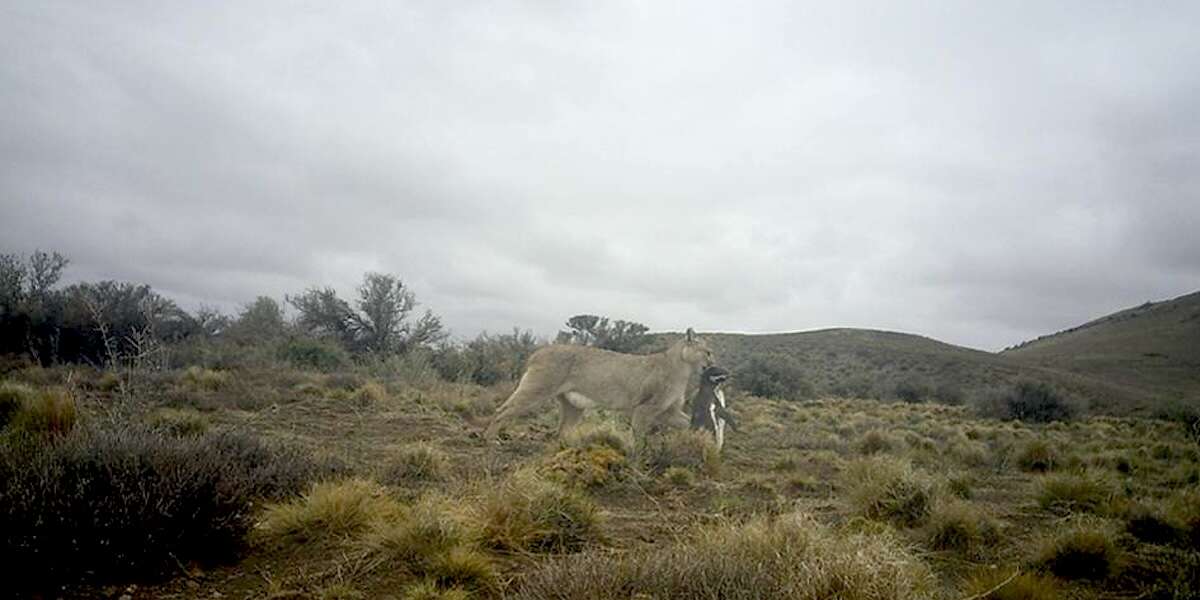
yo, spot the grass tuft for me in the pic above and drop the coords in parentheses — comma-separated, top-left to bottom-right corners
(642, 429, 720, 475)
(842, 455, 939, 527)
(1033, 517, 1123, 580)
(257, 479, 403, 545)
(1036, 471, 1116, 514)
(961, 569, 1060, 600)
(1016, 439, 1057, 472)
(475, 471, 603, 554)
(511, 513, 935, 599)
(381, 443, 450, 485)
(924, 499, 1000, 557)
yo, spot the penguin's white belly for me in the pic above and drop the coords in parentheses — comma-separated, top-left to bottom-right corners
(710, 388, 726, 451)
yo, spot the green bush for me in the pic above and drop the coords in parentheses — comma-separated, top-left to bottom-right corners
(642, 430, 720, 475)
(736, 354, 814, 400)
(0, 422, 323, 589)
(277, 337, 352, 371)
(975, 381, 1077, 423)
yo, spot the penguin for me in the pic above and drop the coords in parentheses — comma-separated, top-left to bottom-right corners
(689, 365, 738, 451)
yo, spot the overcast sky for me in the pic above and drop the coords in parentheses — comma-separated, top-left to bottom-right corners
(2, 2, 1198, 351)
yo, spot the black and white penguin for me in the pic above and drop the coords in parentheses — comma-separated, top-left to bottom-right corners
(689, 365, 737, 450)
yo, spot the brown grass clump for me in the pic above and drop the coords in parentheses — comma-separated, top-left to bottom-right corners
(1032, 517, 1123, 580)
(0, 381, 34, 428)
(1036, 471, 1116, 514)
(1016, 439, 1057, 472)
(842, 456, 939, 527)
(1127, 488, 1200, 547)
(382, 443, 451, 485)
(856, 428, 897, 455)
(361, 498, 497, 593)
(145, 407, 210, 437)
(924, 499, 1000, 557)
(543, 445, 628, 489)
(561, 421, 634, 456)
(642, 429, 720, 476)
(180, 366, 230, 391)
(663, 466, 696, 487)
(257, 479, 403, 545)
(475, 471, 603, 554)
(511, 513, 935, 599)
(353, 381, 389, 407)
(401, 581, 470, 600)
(961, 569, 1060, 600)
(5, 387, 77, 437)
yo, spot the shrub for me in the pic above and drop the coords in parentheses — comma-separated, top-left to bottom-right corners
(736, 354, 815, 400)
(924, 500, 1000, 557)
(475, 472, 603, 554)
(1033, 517, 1123, 580)
(381, 444, 451, 485)
(961, 569, 1060, 600)
(642, 430, 720, 475)
(1037, 472, 1115, 514)
(975, 381, 1077, 423)
(842, 456, 939, 527)
(511, 514, 935, 599)
(0, 422, 320, 588)
(1016, 439, 1057, 472)
(257, 479, 402, 545)
(278, 337, 351, 371)
(894, 379, 930, 403)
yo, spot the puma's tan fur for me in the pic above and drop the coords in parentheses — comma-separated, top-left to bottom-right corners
(484, 329, 714, 440)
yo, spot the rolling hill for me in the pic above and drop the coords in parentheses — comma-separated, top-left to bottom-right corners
(1003, 290, 1200, 409)
(653, 290, 1200, 415)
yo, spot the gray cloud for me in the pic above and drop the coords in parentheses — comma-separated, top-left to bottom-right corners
(3, 1, 1198, 350)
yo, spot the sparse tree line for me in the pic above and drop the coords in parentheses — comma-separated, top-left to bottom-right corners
(0, 250, 650, 386)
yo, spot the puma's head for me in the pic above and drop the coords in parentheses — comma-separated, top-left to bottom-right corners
(676, 327, 715, 369)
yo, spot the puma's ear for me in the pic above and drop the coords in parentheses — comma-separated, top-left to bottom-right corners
(686, 327, 695, 342)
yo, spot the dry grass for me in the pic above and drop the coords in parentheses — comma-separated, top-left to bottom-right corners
(256, 479, 403, 545)
(4, 386, 76, 436)
(381, 443, 450, 485)
(180, 365, 231, 391)
(842, 455, 939, 527)
(560, 421, 634, 456)
(924, 499, 1000, 557)
(1036, 471, 1116, 514)
(474, 471, 603, 554)
(961, 569, 1060, 600)
(642, 429, 720, 475)
(1032, 516, 1123, 581)
(511, 513, 935, 599)
(145, 407, 210, 436)
(1016, 439, 1057, 472)
(542, 444, 628, 489)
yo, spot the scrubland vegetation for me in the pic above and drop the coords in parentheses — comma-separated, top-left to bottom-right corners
(2, 251, 1199, 598)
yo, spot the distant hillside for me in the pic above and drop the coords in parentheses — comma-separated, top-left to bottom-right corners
(1003, 290, 1200, 408)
